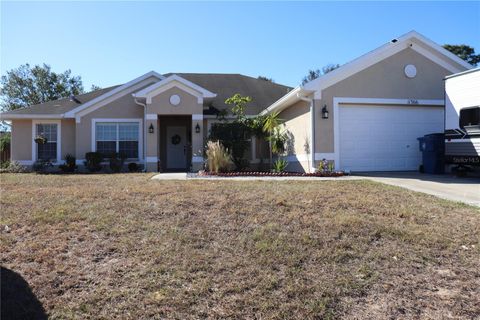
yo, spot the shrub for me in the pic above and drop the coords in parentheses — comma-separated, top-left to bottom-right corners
(317, 159, 328, 172)
(317, 159, 335, 173)
(209, 122, 251, 170)
(59, 154, 77, 173)
(327, 161, 335, 172)
(109, 153, 126, 173)
(0, 133, 11, 152)
(128, 162, 139, 172)
(0, 161, 27, 173)
(206, 141, 234, 173)
(272, 158, 289, 173)
(0, 160, 10, 169)
(84, 152, 103, 172)
(33, 159, 53, 173)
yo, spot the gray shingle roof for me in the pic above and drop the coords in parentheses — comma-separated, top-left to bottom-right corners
(2, 74, 292, 116)
(3, 85, 121, 115)
(165, 73, 292, 115)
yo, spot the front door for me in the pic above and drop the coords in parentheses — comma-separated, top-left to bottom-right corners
(166, 125, 187, 170)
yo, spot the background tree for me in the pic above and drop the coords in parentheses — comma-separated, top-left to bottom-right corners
(443, 44, 480, 66)
(90, 84, 102, 91)
(0, 63, 85, 113)
(301, 63, 340, 85)
(257, 76, 274, 83)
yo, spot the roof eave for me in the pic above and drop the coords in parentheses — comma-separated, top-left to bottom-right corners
(0, 113, 65, 120)
(260, 87, 314, 115)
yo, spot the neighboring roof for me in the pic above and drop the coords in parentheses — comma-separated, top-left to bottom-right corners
(0, 85, 120, 117)
(265, 30, 474, 115)
(164, 73, 292, 115)
(133, 74, 217, 103)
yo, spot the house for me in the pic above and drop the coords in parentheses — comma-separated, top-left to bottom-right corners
(0, 31, 473, 172)
(266, 31, 472, 172)
(0, 73, 291, 172)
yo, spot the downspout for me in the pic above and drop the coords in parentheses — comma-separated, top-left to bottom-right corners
(134, 97, 147, 172)
(297, 93, 315, 173)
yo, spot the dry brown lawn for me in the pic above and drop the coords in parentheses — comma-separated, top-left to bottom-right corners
(1, 173, 479, 319)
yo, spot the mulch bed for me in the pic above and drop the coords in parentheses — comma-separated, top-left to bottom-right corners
(199, 170, 345, 177)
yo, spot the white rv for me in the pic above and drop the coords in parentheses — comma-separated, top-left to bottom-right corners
(444, 68, 480, 168)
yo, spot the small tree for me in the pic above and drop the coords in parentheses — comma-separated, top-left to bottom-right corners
(262, 111, 283, 168)
(210, 94, 253, 170)
(225, 93, 251, 122)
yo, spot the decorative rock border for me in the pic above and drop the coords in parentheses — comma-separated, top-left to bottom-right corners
(198, 171, 345, 177)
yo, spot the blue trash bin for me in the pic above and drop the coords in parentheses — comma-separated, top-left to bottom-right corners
(417, 133, 445, 174)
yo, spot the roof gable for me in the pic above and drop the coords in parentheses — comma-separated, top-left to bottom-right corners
(303, 30, 472, 95)
(65, 71, 164, 120)
(133, 74, 217, 104)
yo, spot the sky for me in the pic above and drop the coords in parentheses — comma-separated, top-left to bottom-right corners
(1, 1, 479, 89)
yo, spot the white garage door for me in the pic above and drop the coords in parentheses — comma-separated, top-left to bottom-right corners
(339, 105, 444, 172)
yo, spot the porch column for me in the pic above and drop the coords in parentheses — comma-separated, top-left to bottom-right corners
(191, 114, 204, 171)
(145, 114, 158, 172)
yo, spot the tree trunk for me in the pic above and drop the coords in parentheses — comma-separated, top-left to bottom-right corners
(269, 139, 273, 170)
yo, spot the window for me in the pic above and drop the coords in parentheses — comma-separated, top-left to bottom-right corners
(36, 123, 58, 161)
(460, 107, 480, 129)
(95, 122, 139, 158)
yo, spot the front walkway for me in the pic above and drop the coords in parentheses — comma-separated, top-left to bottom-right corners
(151, 172, 480, 207)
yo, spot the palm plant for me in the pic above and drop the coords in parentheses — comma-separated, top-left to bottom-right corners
(262, 111, 283, 168)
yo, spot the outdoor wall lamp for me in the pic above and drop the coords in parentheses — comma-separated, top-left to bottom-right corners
(195, 123, 201, 133)
(321, 105, 329, 119)
(148, 123, 154, 134)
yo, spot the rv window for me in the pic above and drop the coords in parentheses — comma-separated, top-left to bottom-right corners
(459, 107, 480, 128)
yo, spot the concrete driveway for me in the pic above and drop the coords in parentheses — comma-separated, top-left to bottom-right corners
(356, 172, 480, 207)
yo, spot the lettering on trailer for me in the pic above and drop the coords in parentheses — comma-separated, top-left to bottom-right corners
(445, 155, 480, 165)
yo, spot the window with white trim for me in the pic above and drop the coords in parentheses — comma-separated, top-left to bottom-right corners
(36, 123, 58, 161)
(95, 122, 139, 158)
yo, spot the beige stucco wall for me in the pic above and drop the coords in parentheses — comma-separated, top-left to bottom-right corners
(280, 100, 311, 156)
(11, 119, 32, 161)
(75, 93, 144, 160)
(279, 100, 311, 172)
(148, 87, 203, 115)
(10, 119, 75, 163)
(314, 47, 461, 154)
(146, 86, 204, 171)
(61, 119, 75, 158)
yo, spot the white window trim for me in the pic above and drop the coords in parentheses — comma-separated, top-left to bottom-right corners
(91, 118, 143, 160)
(332, 97, 444, 171)
(32, 120, 62, 164)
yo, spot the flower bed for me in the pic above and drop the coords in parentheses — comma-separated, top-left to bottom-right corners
(198, 170, 345, 177)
